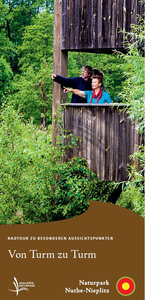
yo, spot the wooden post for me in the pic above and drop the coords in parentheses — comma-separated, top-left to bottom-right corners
(52, 0, 68, 146)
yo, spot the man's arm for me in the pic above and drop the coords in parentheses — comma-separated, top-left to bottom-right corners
(63, 87, 86, 99)
(50, 74, 76, 87)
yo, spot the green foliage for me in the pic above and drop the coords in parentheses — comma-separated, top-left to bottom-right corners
(12, 62, 53, 125)
(0, 105, 117, 224)
(0, 58, 13, 103)
(8, 10, 54, 125)
(115, 16, 144, 217)
(2, 0, 54, 71)
(0, 0, 15, 62)
(116, 17, 144, 132)
(116, 183, 144, 217)
(18, 10, 54, 71)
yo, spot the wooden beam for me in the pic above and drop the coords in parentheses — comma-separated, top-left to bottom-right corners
(52, 0, 68, 146)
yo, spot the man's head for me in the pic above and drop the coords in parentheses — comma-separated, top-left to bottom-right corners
(82, 66, 93, 80)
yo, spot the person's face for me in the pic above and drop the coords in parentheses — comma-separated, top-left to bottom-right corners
(82, 68, 89, 79)
(92, 78, 101, 89)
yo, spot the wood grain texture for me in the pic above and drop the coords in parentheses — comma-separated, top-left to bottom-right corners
(61, 0, 142, 51)
(61, 104, 143, 181)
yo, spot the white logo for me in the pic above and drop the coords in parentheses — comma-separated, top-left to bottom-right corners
(9, 277, 35, 296)
(9, 277, 28, 296)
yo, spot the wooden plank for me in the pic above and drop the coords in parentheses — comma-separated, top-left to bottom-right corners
(123, 0, 127, 45)
(112, 106, 116, 180)
(111, 0, 116, 48)
(82, 106, 87, 162)
(92, 0, 98, 48)
(125, 111, 130, 179)
(95, 107, 99, 176)
(75, 0, 81, 49)
(52, 0, 68, 146)
(115, 106, 119, 181)
(96, 107, 101, 177)
(86, 107, 92, 170)
(70, 0, 75, 49)
(131, 0, 138, 25)
(100, 107, 106, 180)
(93, 107, 97, 174)
(107, 0, 112, 48)
(87, 0, 92, 48)
(102, 0, 107, 48)
(126, 0, 131, 32)
(97, 0, 103, 48)
(77, 107, 83, 158)
(109, 107, 114, 180)
(122, 110, 127, 180)
(105, 106, 110, 180)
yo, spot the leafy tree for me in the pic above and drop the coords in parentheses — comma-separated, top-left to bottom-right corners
(1, 0, 53, 71)
(0, 58, 13, 103)
(13, 61, 53, 125)
(0, 0, 15, 62)
(18, 10, 54, 71)
(8, 10, 54, 125)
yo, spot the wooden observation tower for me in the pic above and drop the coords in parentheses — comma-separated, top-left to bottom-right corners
(52, 0, 143, 181)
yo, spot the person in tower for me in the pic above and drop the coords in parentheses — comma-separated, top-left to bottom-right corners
(63, 75, 112, 104)
(50, 65, 93, 103)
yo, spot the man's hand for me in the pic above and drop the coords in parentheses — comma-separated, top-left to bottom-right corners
(50, 74, 57, 80)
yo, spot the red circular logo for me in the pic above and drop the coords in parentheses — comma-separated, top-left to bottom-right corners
(116, 277, 135, 296)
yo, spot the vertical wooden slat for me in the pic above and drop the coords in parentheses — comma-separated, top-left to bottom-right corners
(123, 0, 127, 45)
(82, 107, 87, 162)
(109, 107, 113, 180)
(97, 0, 103, 48)
(96, 107, 101, 177)
(87, 0, 92, 48)
(105, 106, 110, 180)
(111, 0, 116, 48)
(102, 0, 107, 48)
(70, 0, 75, 49)
(95, 107, 99, 176)
(115, 107, 119, 181)
(78, 107, 83, 158)
(52, 0, 68, 146)
(131, 0, 138, 25)
(93, 107, 97, 174)
(100, 107, 106, 180)
(112, 107, 116, 180)
(107, 0, 112, 48)
(93, 0, 98, 48)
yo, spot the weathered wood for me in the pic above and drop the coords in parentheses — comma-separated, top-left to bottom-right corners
(52, 0, 68, 146)
(61, 104, 143, 181)
(61, 0, 142, 51)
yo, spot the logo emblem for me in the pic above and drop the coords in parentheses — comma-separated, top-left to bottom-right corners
(116, 277, 136, 296)
(9, 277, 29, 296)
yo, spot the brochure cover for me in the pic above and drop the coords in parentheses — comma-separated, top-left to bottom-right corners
(0, 201, 144, 299)
(0, 0, 144, 299)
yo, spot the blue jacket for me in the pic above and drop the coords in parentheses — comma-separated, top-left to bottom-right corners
(84, 89, 112, 104)
(54, 75, 92, 103)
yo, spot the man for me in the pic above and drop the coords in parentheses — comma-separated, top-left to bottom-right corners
(50, 66, 92, 103)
